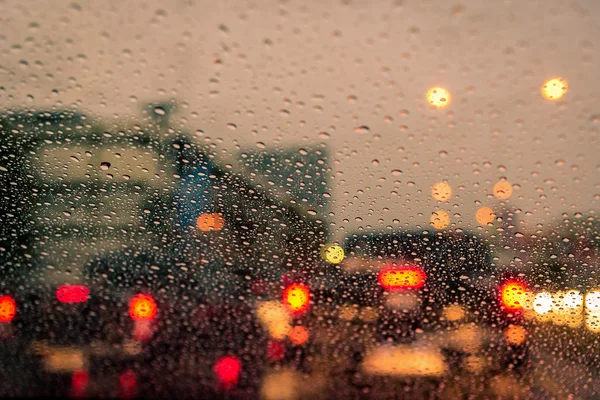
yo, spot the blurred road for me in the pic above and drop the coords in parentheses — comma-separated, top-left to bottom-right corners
(1, 321, 600, 398)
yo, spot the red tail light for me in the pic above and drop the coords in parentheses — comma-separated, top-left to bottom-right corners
(0, 295, 16, 323)
(129, 294, 157, 321)
(214, 355, 241, 389)
(267, 340, 285, 362)
(119, 370, 137, 399)
(377, 266, 426, 290)
(282, 283, 310, 316)
(500, 280, 527, 311)
(71, 370, 89, 398)
(56, 285, 90, 303)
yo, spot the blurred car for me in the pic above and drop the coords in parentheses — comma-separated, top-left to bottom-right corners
(306, 230, 529, 383)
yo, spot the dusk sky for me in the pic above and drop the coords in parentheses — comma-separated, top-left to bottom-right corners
(2, 0, 599, 239)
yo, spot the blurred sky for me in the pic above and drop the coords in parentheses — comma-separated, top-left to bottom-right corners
(1, 0, 599, 239)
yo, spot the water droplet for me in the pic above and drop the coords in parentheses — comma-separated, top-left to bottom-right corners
(154, 107, 166, 116)
(100, 162, 111, 170)
(307, 210, 317, 216)
(354, 126, 370, 134)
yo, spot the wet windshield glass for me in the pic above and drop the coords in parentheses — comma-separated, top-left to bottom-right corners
(1, 0, 599, 398)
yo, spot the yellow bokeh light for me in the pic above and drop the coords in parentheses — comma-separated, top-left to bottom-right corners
(464, 356, 486, 374)
(261, 369, 300, 400)
(448, 324, 482, 353)
(257, 301, 292, 339)
(431, 182, 452, 202)
(442, 304, 466, 322)
(282, 283, 310, 315)
(565, 312, 583, 328)
(362, 345, 447, 377)
(585, 312, 600, 333)
(430, 210, 450, 230)
(475, 206, 495, 226)
(321, 244, 345, 264)
(493, 181, 512, 200)
(426, 87, 451, 108)
(500, 281, 527, 310)
(541, 78, 568, 101)
(504, 325, 526, 345)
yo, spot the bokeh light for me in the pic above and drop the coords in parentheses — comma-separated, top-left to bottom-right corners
(541, 77, 568, 101)
(431, 182, 452, 202)
(564, 290, 583, 309)
(552, 291, 567, 314)
(493, 181, 513, 200)
(71, 370, 89, 397)
(475, 206, 495, 226)
(214, 355, 241, 389)
(289, 326, 309, 345)
(321, 244, 344, 264)
(56, 285, 90, 303)
(282, 283, 310, 316)
(119, 370, 137, 399)
(504, 325, 527, 345)
(426, 87, 451, 108)
(442, 304, 466, 321)
(585, 291, 600, 312)
(448, 324, 482, 353)
(363, 345, 447, 377)
(533, 292, 553, 315)
(500, 281, 527, 311)
(0, 296, 16, 323)
(261, 369, 300, 400)
(385, 292, 420, 311)
(339, 304, 358, 321)
(257, 301, 292, 339)
(377, 266, 426, 291)
(430, 210, 450, 230)
(129, 294, 157, 321)
(585, 312, 600, 333)
(196, 212, 225, 232)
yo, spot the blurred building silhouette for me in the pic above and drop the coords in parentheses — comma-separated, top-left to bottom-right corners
(0, 106, 325, 294)
(237, 145, 331, 235)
